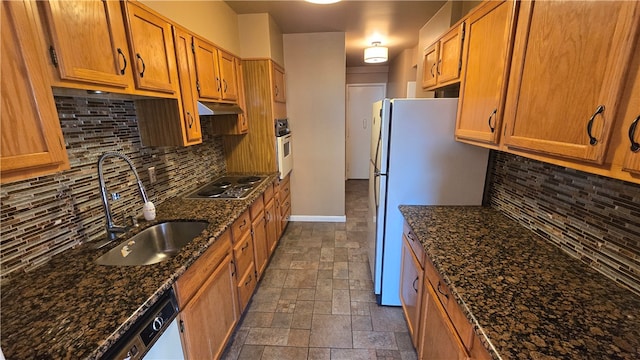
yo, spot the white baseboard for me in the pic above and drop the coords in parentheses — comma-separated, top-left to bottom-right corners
(289, 215, 347, 223)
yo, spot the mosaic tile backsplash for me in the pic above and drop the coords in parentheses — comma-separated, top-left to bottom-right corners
(1, 96, 226, 281)
(488, 151, 640, 295)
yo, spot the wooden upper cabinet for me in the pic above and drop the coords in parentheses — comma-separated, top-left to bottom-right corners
(219, 50, 239, 101)
(122, 1, 177, 94)
(621, 39, 640, 175)
(272, 62, 286, 103)
(422, 23, 465, 90)
(37, 0, 132, 89)
(173, 27, 202, 145)
(1, 0, 70, 183)
(437, 23, 465, 85)
(193, 37, 222, 100)
(421, 43, 438, 89)
(503, 0, 640, 163)
(455, 0, 516, 146)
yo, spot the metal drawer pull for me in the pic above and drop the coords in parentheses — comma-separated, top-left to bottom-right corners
(412, 277, 419, 293)
(117, 48, 127, 75)
(241, 242, 249, 251)
(186, 111, 194, 129)
(628, 115, 640, 152)
(437, 282, 449, 299)
(430, 63, 436, 77)
(136, 53, 145, 78)
(586, 105, 605, 146)
(488, 108, 497, 133)
(407, 232, 416, 242)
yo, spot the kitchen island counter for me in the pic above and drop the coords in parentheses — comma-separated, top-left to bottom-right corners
(399, 205, 640, 360)
(0, 174, 279, 360)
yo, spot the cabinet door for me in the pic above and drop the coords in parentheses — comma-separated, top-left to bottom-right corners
(622, 41, 640, 175)
(272, 63, 286, 103)
(1, 0, 70, 184)
(219, 50, 239, 101)
(437, 23, 465, 85)
(173, 28, 202, 145)
(422, 43, 439, 89)
(38, 0, 131, 88)
(400, 237, 423, 347)
(455, 0, 515, 145)
(180, 253, 239, 360)
(504, 1, 639, 163)
(419, 283, 469, 360)
(252, 214, 269, 279)
(123, 1, 177, 94)
(236, 58, 249, 133)
(265, 198, 278, 256)
(193, 37, 222, 100)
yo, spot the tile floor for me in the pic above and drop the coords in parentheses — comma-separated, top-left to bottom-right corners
(221, 180, 418, 360)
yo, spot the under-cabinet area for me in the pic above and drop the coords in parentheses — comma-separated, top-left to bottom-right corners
(399, 206, 640, 359)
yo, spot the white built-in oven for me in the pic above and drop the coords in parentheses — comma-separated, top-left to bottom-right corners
(275, 119, 292, 179)
(276, 133, 293, 179)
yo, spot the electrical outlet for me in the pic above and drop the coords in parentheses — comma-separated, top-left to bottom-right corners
(148, 167, 156, 184)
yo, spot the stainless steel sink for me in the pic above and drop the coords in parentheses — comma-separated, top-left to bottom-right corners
(95, 221, 209, 266)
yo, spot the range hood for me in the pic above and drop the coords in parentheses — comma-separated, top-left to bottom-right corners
(197, 101, 244, 116)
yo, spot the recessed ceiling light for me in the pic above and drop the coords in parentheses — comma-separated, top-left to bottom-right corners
(305, 0, 341, 4)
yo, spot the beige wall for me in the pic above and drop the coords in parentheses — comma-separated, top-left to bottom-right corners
(238, 13, 284, 65)
(283, 33, 346, 219)
(387, 48, 417, 98)
(140, 0, 240, 55)
(346, 66, 388, 85)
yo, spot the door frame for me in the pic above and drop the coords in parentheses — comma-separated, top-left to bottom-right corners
(345, 83, 387, 180)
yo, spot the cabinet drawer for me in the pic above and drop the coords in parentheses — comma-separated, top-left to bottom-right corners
(280, 194, 291, 217)
(424, 258, 474, 350)
(237, 265, 257, 311)
(175, 230, 231, 307)
(250, 195, 265, 220)
(403, 221, 425, 268)
(232, 210, 251, 242)
(233, 230, 255, 277)
(279, 176, 290, 203)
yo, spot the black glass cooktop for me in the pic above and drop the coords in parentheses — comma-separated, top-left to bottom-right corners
(186, 175, 265, 199)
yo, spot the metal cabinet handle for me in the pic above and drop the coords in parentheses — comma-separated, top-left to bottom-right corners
(239, 219, 247, 228)
(136, 54, 145, 78)
(223, 79, 228, 93)
(117, 48, 127, 75)
(437, 281, 449, 299)
(488, 108, 497, 133)
(241, 241, 249, 251)
(216, 77, 221, 92)
(628, 115, 640, 152)
(586, 105, 605, 146)
(231, 260, 236, 277)
(430, 63, 436, 77)
(412, 277, 419, 293)
(407, 232, 416, 242)
(244, 274, 253, 286)
(437, 59, 442, 75)
(275, 85, 279, 97)
(186, 111, 194, 129)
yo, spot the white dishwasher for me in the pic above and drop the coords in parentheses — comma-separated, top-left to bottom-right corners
(106, 289, 184, 360)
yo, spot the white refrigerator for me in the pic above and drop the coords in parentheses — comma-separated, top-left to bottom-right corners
(368, 98, 489, 306)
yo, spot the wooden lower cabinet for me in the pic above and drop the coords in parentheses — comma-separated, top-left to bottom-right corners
(265, 197, 278, 256)
(419, 283, 470, 360)
(252, 210, 268, 279)
(175, 231, 239, 360)
(400, 235, 424, 347)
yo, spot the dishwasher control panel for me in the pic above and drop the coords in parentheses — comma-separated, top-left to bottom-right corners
(105, 289, 179, 360)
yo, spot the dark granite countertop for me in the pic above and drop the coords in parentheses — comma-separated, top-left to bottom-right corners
(0, 174, 279, 360)
(399, 205, 640, 360)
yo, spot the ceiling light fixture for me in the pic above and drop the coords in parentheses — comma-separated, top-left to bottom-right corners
(305, 0, 341, 4)
(364, 41, 388, 64)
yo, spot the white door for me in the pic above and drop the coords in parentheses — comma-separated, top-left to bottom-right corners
(346, 84, 386, 179)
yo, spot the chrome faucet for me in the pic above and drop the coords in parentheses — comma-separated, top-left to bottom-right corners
(98, 152, 150, 240)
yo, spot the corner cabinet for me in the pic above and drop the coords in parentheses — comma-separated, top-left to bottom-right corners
(422, 23, 465, 90)
(455, 0, 516, 146)
(35, 0, 133, 90)
(1, 0, 70, 184)
(503, 0, 640, 163)
(122, 1, 178, 94)
(175, 230, 239, 360)
(193, 38, 239, 103)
